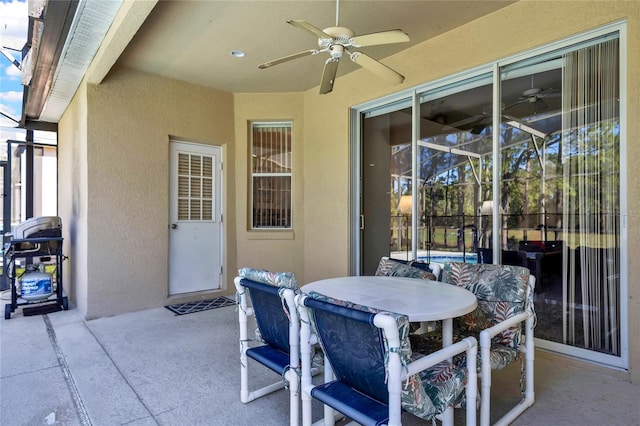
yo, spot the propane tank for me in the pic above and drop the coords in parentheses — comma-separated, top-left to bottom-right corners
(20, 264, 53, 301)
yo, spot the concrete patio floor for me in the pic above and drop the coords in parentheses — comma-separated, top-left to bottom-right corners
(1, 302, 638, 425)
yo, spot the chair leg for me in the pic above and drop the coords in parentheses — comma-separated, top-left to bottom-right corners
(493, 317, 536, 426)
(465, 342, 478, 426)
(482, 315, 536, 426)
(322, 363, 336, 426)
(479, 332, 492, 426)
(286, 368, 300, 426)
(238, 304, 251, 403)
(299, 302, 314, 426)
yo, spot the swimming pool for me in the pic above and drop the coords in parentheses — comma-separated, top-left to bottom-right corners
(416, 250, 478, 265)
(389, 250, 479, 265)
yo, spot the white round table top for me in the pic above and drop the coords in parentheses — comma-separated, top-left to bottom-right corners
(302, 276, 477, 322)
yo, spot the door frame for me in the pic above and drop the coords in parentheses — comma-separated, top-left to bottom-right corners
(168, 139, 224, 295)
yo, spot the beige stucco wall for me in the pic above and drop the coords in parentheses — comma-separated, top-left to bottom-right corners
(58, 83, 89, 317)
(233, 93, 306, 281)
(56, 0, 639, 380)
(80, 68, 235, 319)
(298, 0, 640, 382)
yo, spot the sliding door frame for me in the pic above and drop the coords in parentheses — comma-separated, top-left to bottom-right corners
(350, 21, 628, 369)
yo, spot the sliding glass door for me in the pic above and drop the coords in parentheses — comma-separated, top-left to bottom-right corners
(355, 26, 625, 367)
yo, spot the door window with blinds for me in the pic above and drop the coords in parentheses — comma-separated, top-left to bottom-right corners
(177, 153, 213, 221)
(250, 122, 293, 229)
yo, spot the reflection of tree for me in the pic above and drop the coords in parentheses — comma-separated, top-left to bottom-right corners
(402, 114, 618, 253)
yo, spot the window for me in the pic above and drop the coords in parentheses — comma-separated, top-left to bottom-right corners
(177, 152, 213, 221)
(250, 122, 292, 229)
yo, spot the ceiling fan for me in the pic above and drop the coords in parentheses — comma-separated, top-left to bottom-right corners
(504, 87, 560, 112)
(258, 0, 410, 94)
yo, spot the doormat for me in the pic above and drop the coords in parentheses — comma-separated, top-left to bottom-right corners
(23, 303, 62, 316)
(165, 296, 236, 316)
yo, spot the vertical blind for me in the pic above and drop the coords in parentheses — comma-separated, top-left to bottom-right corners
(562, 38, 620, 355)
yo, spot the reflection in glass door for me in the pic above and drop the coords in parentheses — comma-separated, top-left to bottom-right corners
(416, 75, 493, 265)
(357, 30, 624, 367)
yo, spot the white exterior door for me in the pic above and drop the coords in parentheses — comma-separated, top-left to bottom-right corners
(169, 140, 222, 295)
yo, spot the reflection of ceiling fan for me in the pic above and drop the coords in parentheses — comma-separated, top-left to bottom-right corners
(444, 98, 553, 136)
(258, 0, 410, 94)
(445, 104, 494, 134)
(504, 87, 560, 112)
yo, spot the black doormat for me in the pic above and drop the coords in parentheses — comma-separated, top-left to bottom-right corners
(165, 296, 236, 316)
(23, 303, 62, 316)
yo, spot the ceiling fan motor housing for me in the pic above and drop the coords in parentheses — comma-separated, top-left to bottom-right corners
(319, 26, 355, 48)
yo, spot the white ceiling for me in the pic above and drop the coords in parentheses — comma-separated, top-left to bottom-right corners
(114, 1, 516, 94)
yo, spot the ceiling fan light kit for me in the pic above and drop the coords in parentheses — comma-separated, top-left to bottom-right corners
(258, 0, 409, 94)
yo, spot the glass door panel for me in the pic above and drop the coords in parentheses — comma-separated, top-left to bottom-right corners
(417, 75, 493, 265)
(361, 102, 412, 275)
(357, 30, 623, 367)
(500, 38, 621, 357)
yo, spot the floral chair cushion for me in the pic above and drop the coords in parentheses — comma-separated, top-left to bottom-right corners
(375, 257, 437, 281)
(442, 262, 530, 351)
(307, 291, 466, 420)
(238, 267, 298, 290)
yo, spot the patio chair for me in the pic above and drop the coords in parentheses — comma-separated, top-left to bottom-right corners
(376, 256, 439, 281)
(410, 262, 536, 426)
(375, 256, 440, 334)
(234, 268, 304, 425)
(298, 291, 478, 426)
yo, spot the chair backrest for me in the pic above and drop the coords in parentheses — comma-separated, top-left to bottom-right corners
(305, 293, 390, 404)
(238, 268, 298, 352)
(375, 257, 437, 281)
(442, 262, 531, 349)
(303, 292, 440, 420)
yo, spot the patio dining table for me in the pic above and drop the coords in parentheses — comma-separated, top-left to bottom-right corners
(301, 275, 478, 425)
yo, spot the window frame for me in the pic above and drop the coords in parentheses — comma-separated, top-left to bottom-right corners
(249, 121, 294, 231)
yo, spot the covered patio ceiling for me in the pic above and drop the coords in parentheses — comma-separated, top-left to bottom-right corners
(21, 0, 519, 127)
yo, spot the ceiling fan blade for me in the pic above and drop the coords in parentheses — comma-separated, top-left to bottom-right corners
(350, 29, 410, 47)
(319, 58, 340, 94)
(535, 98, 549, 110)
(470, 123, 487, 135)
(287, 20, 333, 40)
(258, 49, 320, 69)
(349, 51, 404, 84)
(504, 98, 528, 111)
(446, 114, 486, 130)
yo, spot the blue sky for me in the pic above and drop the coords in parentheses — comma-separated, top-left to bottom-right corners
(0, 0, 27, 129)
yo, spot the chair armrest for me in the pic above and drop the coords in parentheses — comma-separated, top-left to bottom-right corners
(404, 337, 478, 378)
(234, 276, 255, 318)
(479, 311, 532, 346)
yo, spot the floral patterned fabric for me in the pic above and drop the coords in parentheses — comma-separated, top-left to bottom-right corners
(306, 291, 467, 420)
(238, 267, 298, 290)
(442, 262, 530, 353)
(375, 257, 437, 281)
(412, 262, 531, 372)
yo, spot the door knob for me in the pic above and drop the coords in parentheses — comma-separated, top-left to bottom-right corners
(171, 224, 178, 229)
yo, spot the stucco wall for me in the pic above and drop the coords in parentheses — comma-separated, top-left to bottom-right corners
(57, 83, 89, 317)
(233, 93, 306, 280)
(299, 1, 640, 381)
(82, 68, 235, 319)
